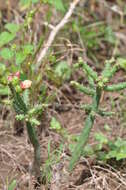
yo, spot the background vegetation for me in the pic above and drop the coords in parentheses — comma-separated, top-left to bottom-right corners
(0, 0, 126, 189)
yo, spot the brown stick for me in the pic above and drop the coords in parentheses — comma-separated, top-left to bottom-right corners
(35, 0, 80, 71)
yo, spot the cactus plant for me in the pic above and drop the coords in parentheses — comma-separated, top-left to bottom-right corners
(69, 58, 126, 170)
(9, 82, 41, 183)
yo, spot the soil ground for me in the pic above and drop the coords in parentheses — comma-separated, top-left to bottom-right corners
(1, 83, 126, 190)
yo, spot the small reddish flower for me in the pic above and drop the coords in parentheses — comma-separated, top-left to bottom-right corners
(8, 71, 20, 82)
(8, 74, 13, 82)
(20, 80, 32, 89)
(15, 71, 20, 78)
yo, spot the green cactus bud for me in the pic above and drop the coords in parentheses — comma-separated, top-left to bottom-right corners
(12, 76, 19, 86)
(15, 85, 22, 93)
(102, 77, 108, 83)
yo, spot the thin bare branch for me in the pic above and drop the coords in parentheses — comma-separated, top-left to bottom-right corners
(35, 0, 80, 71)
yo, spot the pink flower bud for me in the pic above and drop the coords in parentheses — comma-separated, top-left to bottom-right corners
(20, 80, 32, 89)
(8, 74, 13, 82)
(8, 71, 20, 82)
(15, 71, 20, 78)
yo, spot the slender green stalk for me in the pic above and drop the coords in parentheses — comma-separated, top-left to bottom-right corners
(9, 83, 41, 182)
(69, 87, 102, 171)
(26, 122, 41, 179)
(69, 113, 94, 170)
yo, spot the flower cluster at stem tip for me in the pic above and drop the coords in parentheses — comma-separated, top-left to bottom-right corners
(8, 71, 32, 92)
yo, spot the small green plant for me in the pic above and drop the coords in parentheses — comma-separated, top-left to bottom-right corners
(42, 141, 64, 184)
(46, 61, 71, 86)
(94, 132, 126, 162)
(42, 0, 65, 12)
(50, 116, 68, 139)
(69, 57, 126, 170)
(70, 132, 126, 165)
(50, 117, 62, 130)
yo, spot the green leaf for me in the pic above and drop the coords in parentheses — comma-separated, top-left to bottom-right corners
(104, 26, 116, 44)
(114, 138, 126, 148)
(116, 152, 126, 160)
(5, 23, 20, 34)
(30, 118, 40, 126)
(20, 0, 39, 9)
(106, 150, 118, 159)
(104, 124, 111, 131)
(16, 51, 26, 65)
(0, 48, 14, 60)
(23, 44, 34, 55)
(96, 151, 107, 161)
(20, 0, 30, 5)
(0, 32, 16, 47)
(0, 63, 6, 75)
(32, 0, 39, 3)
(95, 133, 108, 144)
(95, 143, 103, 151)
(48, 0, 65, 12)
(70, 134, 80, 142)
(15, 45, 34, 65)
(50, 117, 61, 130)
(20, 0, 39, 4)
(55, 61, 71, 80)
(80, 27, 98, 48)
(0, 85, 10, 95)
(83, 144, 94, 156)
(20, 0, 31, 9)
(8, 179, 16, 190)
(46, 67, 62, 86)
(117, 58, 126, 71)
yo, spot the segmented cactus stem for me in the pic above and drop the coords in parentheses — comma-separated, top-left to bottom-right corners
(9, 83, 41, 182)
(69, 87, 102, 170)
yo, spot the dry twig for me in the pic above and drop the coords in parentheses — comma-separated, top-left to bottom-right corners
(35, 0, 80, 71)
